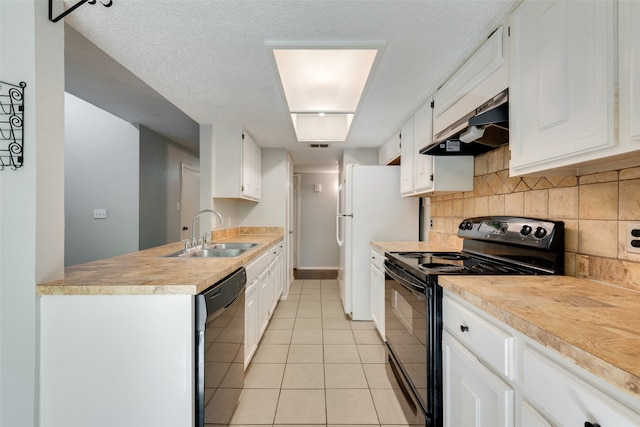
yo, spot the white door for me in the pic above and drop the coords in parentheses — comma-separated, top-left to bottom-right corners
(292, 173, 301, 271)
(180, 164, 200, 241)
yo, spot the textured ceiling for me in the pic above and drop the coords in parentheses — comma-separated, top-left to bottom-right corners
(65, 0, 516, 167)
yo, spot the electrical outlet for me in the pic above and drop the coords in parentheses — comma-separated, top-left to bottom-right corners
(93, 208, 107, 219)
(627, 222, 640, 254)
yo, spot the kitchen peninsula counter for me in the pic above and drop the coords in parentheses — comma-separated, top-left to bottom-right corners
(372, 240, 640, 401)
(37, 227, 284, 296)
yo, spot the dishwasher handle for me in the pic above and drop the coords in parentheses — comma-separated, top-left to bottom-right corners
(195, 267, 246, 332)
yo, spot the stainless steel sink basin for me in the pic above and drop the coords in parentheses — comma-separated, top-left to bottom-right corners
(163, 242, 257, 258)
(189, 248, 246, 257)
(205, 242, 258, 250)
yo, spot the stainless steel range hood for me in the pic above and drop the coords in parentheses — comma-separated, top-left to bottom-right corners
(420, 89, 508, 156)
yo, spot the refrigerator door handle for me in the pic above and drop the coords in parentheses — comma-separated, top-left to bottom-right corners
(336, 183, 345, 247)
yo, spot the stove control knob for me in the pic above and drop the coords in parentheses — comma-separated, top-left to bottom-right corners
(520, 225, 533, 236)
(458, 221, 473, 230)
(534, 227, 547, 239)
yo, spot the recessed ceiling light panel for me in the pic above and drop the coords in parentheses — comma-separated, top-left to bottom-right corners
(271, 45, 381, 142)
(292, 113, 354, 142)
(274, 49, 377, 112)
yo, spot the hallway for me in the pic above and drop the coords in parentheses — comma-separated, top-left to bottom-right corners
(230, 278, 409, 425)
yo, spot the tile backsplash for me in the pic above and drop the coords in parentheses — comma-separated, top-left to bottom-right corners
(428, 146, 640, 292)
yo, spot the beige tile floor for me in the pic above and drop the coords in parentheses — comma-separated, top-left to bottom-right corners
(230, 278, 410, 426)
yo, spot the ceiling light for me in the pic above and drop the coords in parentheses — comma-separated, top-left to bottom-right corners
(271, 47, 380, 142)
(292, 113, 353, 142)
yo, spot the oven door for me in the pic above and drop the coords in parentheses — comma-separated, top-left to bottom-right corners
(384, 260, 442, 427)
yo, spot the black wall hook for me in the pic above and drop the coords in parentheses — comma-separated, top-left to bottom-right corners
(0, 81, 26, 171)
(48, 0, 112, 23)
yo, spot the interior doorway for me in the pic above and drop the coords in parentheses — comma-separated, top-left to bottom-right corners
(180, 164, 200, 241)
(292, 173, 301, 271)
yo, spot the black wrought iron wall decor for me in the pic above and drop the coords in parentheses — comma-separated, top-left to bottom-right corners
(0, 81, 26, 171)
(49, 0, 113, 23)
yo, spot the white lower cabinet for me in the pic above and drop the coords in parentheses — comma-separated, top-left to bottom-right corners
(370, 248, 385, 339)
(443, 291, 640, 427)
(443, 331, 514, 427)
(520, 401, 552, 427)
(443, 293, 514, 427)
(244, 241, 285, 367)
(523, 347, 640, 427)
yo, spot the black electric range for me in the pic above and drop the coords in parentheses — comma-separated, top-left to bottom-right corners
(383, 216, 564, 427)
(387, 215, 565, 282)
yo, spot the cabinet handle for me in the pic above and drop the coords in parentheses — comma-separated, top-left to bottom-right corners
(460, 325, 469, 333)
(584, 423, 601, 427)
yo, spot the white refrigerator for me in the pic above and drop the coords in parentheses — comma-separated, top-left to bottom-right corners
(336, 164, 419, 320)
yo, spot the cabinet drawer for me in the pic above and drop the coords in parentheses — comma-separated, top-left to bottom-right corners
(371, 249, 385, 271)
(271, 243, 283, 259)
(443, 296, 514, 378)
(245, 251, 270, 283)
(523, 347, 640, 426)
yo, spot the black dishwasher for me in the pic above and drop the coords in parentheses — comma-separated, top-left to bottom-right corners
(195, 267, 246, 427)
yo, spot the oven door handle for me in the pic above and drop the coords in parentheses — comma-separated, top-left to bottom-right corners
(384, 262, 427, 295)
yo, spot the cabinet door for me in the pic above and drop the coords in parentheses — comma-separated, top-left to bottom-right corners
(245, 280, 259, 368)
(380, 131, 401, 165)
(520, 402, 552, 427)
(414, 100, 434, 193)
(241, 134, 261, 201)
(619, 0, 640, 150)
(443, 332, 514, 427)
(509, 0, 615, 175)
(400, 116, 415, 195)
(257, 269, 270, 338)
(370, 263, 384, 338)
(434, 26, 506, 137)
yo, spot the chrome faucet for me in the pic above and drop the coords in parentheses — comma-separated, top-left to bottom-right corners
(191, 209, 224, 248)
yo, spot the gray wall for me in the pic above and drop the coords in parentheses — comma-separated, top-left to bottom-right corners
(64, 93, 140, 266)
(139, 126, 199, 250)
(298, 172, 339, 269)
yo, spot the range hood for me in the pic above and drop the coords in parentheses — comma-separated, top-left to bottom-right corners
(421, 89, 508, 156)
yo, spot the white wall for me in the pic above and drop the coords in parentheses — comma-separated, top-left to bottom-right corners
(297, 172, 339, 269)
(0, 1, 64, 424)
(64, 93, 140, 265)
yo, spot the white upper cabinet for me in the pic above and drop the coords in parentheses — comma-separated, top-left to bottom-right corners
(509, 0, 616, 176)
(213, 125, 261, 201)
(400, 99, 474, 197)
(400, 116, 415, 194)
(379, 131, 401, 165)
(433, 26, 508, 139)
(413, 100, 435, 193)
(619, 0, 640, 152)
(241, 133, 261, 201)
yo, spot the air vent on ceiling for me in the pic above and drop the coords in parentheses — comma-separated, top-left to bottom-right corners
(309, 144, 329, 148)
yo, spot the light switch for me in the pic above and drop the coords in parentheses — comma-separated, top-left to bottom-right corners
(314, 184, 322, 193)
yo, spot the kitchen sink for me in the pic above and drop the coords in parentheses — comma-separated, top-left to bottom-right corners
(163, 242, 258, 258)
(205, 242, 258, 250)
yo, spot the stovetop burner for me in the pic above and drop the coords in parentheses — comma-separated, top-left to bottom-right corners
(421, 263, 469, 273)
(396, 252, 430, 258)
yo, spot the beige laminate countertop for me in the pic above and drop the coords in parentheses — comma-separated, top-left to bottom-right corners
(372, 241, 640, 399)
(37, 228, 284, 296)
